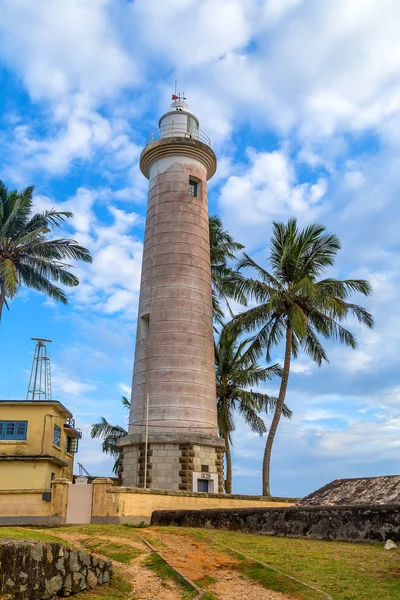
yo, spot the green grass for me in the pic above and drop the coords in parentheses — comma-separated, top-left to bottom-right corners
(0, 527, 62, 543)
(191, 528, 400, 600)
(73, 573, 131, 600)
(145, 552, 198, 599)
(123, 521, 149, 529)
(80, 538, 142, 563)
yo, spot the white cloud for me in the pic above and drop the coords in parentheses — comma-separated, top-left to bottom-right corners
(34, 187, 144, 316)
(218, 149, 327, 248)
(52, 365, 97, 397)
(130, 0, 251, 69)
(0, 0, 137, 101)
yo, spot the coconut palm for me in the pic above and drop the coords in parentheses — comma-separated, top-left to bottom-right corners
(209, 215, 246, 323)
(90, 396, 130, 475)
(0, 181, 92, 320)
(215, 329, 291, 493)
(228, 218, 374, 495)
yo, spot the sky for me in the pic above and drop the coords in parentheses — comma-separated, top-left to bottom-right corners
(0, 0, 400, 498)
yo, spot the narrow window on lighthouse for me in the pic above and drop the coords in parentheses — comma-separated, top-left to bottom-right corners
(189, 179, 198, 197)
(140, 314, 150, 340)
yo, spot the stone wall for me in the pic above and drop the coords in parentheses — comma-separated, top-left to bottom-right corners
(151, 504, 400, 543)
(120, 436, 224, 492)
(0, 540, 112, 599)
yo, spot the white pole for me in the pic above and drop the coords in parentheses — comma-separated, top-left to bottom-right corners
(144, 393, 149, 489)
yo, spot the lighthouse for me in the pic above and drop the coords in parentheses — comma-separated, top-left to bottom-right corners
(119, 96, 224, 493)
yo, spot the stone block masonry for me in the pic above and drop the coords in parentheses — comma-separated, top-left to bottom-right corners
(119, 433, 225, 492)
(0, 540, 112, 599)
(151, 504, 400, 543)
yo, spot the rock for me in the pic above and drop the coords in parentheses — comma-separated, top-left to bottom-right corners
(56, 557, 65, 574)
(87, 570, 98, 589)
(102, 571, 110, 583)
(79, 551, 91, 566)
(69, 550, 80, 571)
(30, 544, 43, 562)
(44, 574, 63, 598)
(384, 539, 398, 550)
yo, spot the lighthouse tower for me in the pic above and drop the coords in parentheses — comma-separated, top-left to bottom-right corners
(119, 96, 224, 493)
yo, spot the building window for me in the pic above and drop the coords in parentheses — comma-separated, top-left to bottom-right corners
(0, 421, 27, 440)
(53, 425, 61, 447)
(66, 437, 79, 454)
(140, 314, 150, 340)
(189, 179, 198, 197)
(201, 465, 209, 472)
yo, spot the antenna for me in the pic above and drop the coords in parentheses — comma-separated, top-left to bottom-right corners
(172, 81, 187, 102)
(26, 338, 53, 401)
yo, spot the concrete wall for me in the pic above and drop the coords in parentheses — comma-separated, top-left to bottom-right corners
(91, 479, 293, 523)
(0, 488, 52, 525)
(129, 156, 217, 436)
(0, 478, 70, 525)
(150, 504, 400, 543)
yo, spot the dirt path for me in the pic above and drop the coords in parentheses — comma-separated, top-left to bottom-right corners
(41, 530, 184, 600)
(38, 528, 293, 599)
(144, 528, 293, 600)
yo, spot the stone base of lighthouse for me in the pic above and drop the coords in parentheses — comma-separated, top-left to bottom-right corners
(119, 433, 225, 493)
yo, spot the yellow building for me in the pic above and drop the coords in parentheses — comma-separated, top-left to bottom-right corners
(0, 400, 81, 490)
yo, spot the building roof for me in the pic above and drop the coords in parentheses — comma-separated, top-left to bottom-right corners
(0, 399, 72, 418)
(298, 475, 400, 506)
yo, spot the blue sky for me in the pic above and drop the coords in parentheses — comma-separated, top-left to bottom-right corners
(1, 0, 400, 497)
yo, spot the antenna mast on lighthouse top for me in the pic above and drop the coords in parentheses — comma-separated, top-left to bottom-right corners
(172, 80, 186, 102)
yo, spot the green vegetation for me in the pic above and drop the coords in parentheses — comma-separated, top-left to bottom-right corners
(90, 396, 130, 474)
(80, 538, 142, 563)
(73, 573, 131, 600)
(209, 214, 245, 323)
(123, 521, 149, 529)
(215, 328, 291, 493)
(3, 525, 399, 599)
(228, 218, 374, 495)
(144, 552, 198, 599)
(0, 180, 92, 321)
(198, 528, 400, 600)
(0, 527, 61, 543)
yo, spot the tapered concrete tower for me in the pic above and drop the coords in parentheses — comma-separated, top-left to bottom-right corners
(119, 97, 224, 493)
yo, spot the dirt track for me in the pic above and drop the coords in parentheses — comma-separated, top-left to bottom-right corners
(44, 527, 292, 599)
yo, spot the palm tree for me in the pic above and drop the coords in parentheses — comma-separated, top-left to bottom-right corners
(228, 218, 374, 496)
(215, 329, 291, 493)
(0, 181, 92, 320)
(90, 396, 130, 475)
(209, 215, 246, 323)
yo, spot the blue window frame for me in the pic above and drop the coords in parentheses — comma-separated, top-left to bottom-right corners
(0, 421, 28, 440)
(53, 425, 61, 447)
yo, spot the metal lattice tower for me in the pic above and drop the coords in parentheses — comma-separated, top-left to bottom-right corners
(26, 338, 52, 401)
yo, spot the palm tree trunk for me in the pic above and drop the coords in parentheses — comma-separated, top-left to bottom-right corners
(224, 432, 232, 494)
(262, 326, 292, 496)
(0, 284, 6, 322)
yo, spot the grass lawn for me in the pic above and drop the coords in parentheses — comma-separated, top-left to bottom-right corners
(1, 525, 400, 599)
(192, 528, 400, 600)
(0, 527, 131, 600)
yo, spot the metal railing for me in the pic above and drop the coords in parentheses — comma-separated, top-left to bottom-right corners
(146, 124, 211, 146)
